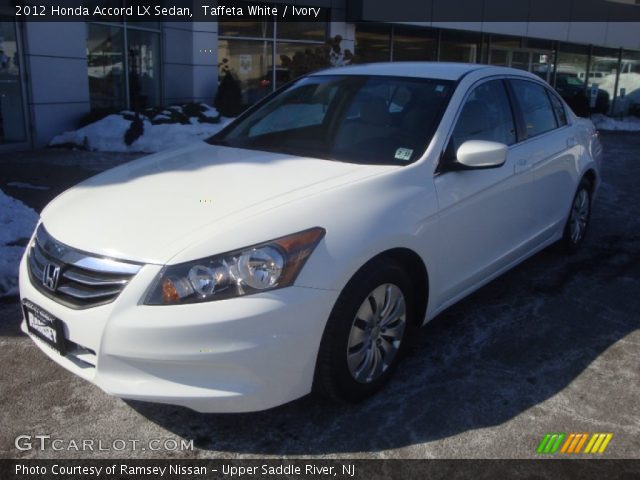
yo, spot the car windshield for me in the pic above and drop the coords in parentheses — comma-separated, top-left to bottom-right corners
(207, 75, 454, 165)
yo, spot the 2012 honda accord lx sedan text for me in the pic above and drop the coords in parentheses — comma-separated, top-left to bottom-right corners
(20, 63, 603, 412)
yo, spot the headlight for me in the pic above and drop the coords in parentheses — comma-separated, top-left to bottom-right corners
(144, 227, 325, 305)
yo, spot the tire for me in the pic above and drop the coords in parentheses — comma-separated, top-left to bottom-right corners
(314, 257, 416, 403)
(562, 177, 592, 252)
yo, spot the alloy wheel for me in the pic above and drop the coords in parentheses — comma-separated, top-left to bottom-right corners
(346, 283, 407, 383)
(569, 188, 590, 244)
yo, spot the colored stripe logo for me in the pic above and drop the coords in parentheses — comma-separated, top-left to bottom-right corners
(537, 433, 613, 454)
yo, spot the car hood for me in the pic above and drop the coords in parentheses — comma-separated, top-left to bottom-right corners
(41, 143, 382, 264)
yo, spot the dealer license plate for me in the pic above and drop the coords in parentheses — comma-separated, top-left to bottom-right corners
(23, 299, 66, 355)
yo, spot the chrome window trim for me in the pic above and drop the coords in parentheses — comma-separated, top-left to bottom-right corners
(436, 74, 573, 175)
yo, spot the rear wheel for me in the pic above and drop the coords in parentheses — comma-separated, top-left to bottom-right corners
(562, 177, 592, 252)
(314, 258, 415, 402)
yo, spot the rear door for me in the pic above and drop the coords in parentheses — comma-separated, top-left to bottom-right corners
(507, 79, 577, 240)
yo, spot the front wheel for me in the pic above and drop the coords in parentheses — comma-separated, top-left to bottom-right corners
(314, 258, 415, 403)
(562, 178, 592, 252)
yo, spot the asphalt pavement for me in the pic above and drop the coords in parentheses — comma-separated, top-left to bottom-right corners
(0, 135, 638, 459)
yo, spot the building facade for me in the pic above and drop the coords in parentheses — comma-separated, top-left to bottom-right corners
(1, 0, 639, 151)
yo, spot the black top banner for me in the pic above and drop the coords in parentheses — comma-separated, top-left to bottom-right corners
(6, 0, 640, 22)
(10, 0, 335, 22)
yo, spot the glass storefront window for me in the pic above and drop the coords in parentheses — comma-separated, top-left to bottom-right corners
(591, 47, 621, 114)
(490, 49, 554, 79)
(524, 39, 555, 82)
(554, 44, 591, 115)
(488, 35, 554, 80)
(0, 19, 27, 144)
(277, 22, 328, 42)
(219, 14, 329, 111)
(218, 39, 272, 107)
(277, 42, 330, 87)
(127, 29, 161, 110)
(511, 51, 530, 71)
(439, 30, 481, 63)
(491, 35, 520, 50)
(354, 25, 391, 63)
(616, 50, 640, 116)
(555, 44, 589, 88)
(392, 27, 437, 61)
(531, 51, 554, 82)
(87, 24, 126, 110)
(489, 34, 520, 66)
(219, 21, 273, 39)
(87, 20, 162, 112)
(489, 49, 509, 67)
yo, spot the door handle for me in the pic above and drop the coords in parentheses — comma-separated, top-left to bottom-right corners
(567, 137, 577, 148)
(514, 158, 528, 173)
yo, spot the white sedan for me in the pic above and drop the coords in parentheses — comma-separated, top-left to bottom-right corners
(19, 63, 602, 412)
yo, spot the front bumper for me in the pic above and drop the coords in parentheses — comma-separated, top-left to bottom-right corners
(19, 254, 337, 412)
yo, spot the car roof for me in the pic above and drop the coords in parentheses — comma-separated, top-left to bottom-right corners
(311, 62, 541, 82)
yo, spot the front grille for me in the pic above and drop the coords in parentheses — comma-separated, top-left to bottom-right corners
(27, 225, 142, 309)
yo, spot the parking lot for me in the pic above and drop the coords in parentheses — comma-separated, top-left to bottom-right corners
(1, 132, 638, 459)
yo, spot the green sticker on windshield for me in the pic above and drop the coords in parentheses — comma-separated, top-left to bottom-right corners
(395, 148, 413, 162)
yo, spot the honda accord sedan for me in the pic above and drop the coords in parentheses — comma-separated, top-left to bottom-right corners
(20, 63, 602, 412)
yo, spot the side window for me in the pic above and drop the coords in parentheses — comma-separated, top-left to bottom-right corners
(547, 90, 568, 127)
(450, 80, 516, 152)
(510, 80, 558, 138)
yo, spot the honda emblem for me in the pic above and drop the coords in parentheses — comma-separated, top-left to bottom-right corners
(42, 263, 61, 291)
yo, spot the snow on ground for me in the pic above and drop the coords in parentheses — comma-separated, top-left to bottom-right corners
(50, 105, 234, 153)
(0, 189, 39, 297)
(592, 114, 640, 132)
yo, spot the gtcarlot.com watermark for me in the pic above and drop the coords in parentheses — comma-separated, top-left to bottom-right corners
(15, 435, 194, 452)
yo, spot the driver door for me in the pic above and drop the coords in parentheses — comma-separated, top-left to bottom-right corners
(433, 78, 533, 305)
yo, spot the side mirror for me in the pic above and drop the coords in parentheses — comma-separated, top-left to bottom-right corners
(455, 140, 508, 170)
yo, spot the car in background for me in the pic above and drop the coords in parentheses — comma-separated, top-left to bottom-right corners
(578, 70, 606, 85)
(555, 72, 610, 115)
(20, 63, 602, 412)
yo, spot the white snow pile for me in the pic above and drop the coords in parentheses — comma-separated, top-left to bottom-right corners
(0, 189, 39, 297)
(50, 104, 234, 153)
(592, 114, 640, 132)
(201, 108, 221, 119)
(598, 72, 640, 114)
